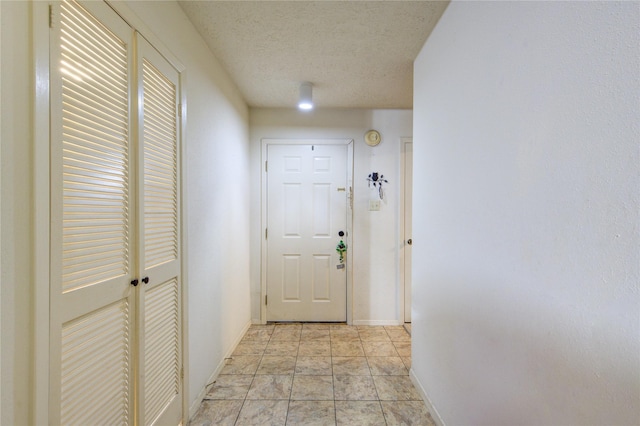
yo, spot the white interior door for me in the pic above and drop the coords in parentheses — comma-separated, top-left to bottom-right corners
(404, 141, 413, 323)
(136, 34, 182, 426)
(49, 1, 135, 423)
(266, 144, 348, 322)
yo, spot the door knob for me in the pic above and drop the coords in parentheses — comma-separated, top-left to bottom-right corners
(142, 276, 150, 284)
(338, 231, 345, 237)
(131, 279, 139, 287)
(407, 239, 412, 245)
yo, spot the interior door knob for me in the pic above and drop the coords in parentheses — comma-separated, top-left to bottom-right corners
(407, 239, 412, 245)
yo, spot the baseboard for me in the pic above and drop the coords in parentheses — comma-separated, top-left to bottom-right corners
(188, 320, 252, 419)
(409, 368, 445, 426)
(352, 319, 404, 326)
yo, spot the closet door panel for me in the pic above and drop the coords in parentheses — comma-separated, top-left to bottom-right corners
(50, 1, 135, 424)
(136, 34, 182, 426)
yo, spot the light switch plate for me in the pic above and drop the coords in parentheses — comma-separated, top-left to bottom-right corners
(369, 200, 380, 211)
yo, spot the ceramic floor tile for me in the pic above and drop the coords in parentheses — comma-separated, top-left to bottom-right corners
(246, 375, 293, 400)
(242, 329, 272, 343)
(362, 341, 399, 357)
(332, 340, 365, 356)
(330, 328, 360, 340)
(290, 375, 334, 400)
(358, 328, 391, 342)
(249, 324, 275, 332)
(235, 400, 289, 426)
(385, 328, 411, 342)
(270, 328, 301, 341)
(205, 374, 253, 399)
(300, 329, 330, 341)
(332, 357, 371, 376)
(401, 356, 411, 369)
(286, 401, 336, 425)
(335, 401, 386, 426)
(381, 401, 435, 426)
(265, 341, 300, 356)
(298, 341, 331, 357)
(393, 341, 411, 357)
(372, 376, 423, 401)
(367, 357, 408, 376)
(330, 324, 354, 330)
(295, 356, 333, 375)
(256, 356, 296, 375)
(221, 355, 261, 375)
(334, 375, 379, 401)
(302, 323, 330, 330)
(233, 342, 267, 356)
(189, 400, 243, 426)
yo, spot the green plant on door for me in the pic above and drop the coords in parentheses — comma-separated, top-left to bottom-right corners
(336, 240, 347, 263)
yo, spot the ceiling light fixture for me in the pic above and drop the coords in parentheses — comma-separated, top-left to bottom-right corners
(298, 81, 313, 110)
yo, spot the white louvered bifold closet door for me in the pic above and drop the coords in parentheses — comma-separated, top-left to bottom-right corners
(136, 35, 182, 426)
(49, 2, 183, 425)
(49, 1, 135, 424)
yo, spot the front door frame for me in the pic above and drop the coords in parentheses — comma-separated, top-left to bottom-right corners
(261, 138, 354, 324)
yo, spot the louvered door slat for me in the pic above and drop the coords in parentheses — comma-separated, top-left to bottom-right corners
(59, 0, 130, 289)
(142, 59, 178, 269)
(144, 279, 180, 426)
(60, 300, 130, 425)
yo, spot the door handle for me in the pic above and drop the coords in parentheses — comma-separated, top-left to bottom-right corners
(142, 276, 149, 284)
(407, 239, 412, 245)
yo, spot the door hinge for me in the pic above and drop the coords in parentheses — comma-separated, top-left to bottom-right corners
(265, 161, 268, 172)
(265, 228, 268, 239)
(49, 5, 53, 28)
(265, 295, 268, 305)
(181, 366, 184, 380)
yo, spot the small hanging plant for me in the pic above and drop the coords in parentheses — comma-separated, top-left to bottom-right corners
(367, 172, 388, 200)
(336, 240, 347, 264)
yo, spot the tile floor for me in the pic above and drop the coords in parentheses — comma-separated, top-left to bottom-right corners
(189, 323, 435, 426)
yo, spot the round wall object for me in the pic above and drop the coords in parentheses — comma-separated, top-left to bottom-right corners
(365, 130, 382, 146)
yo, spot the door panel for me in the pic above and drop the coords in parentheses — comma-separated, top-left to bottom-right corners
(267, 144, 347, 322)
(137, 34, 182, 426)
(50, 1, 135, 424)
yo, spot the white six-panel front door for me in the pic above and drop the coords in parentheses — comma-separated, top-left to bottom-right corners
(267, 144, 348, 322)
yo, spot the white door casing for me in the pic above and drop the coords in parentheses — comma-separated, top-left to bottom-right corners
(401, 139, 413, 323)
(265, 143, 350, 322)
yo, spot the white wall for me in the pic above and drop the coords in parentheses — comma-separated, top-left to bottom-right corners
(250, 108, 412, 325)
(412, 1, 640, 425)
(1, 1, 252, 422)
(1, 2, 33, 424)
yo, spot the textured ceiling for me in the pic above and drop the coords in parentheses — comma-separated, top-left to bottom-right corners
(178, 1, 449, 109)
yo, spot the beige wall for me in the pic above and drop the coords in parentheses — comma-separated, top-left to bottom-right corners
(412, 1, 640, 424)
